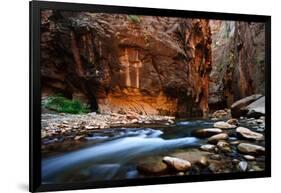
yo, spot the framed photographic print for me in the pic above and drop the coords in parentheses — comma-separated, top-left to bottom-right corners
(29, 1, 271, 192)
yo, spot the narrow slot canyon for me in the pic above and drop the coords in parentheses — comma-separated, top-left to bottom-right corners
(40, 10, 267, 183)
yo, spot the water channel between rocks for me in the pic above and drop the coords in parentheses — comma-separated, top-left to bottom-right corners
(42, 119, 265, 184)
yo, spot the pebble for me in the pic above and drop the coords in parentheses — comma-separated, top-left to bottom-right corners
(217, 140, 232, 153)
(238, 161, 248, 172)
(210, 154, 221, 160)
(243, 155, 256, 161)
(74, 135, 84, 140)
(232, 159, 240, 164)
(85, 125, 95, 130)
(200, 144, 216, 152)
(214, 121, 236, 129)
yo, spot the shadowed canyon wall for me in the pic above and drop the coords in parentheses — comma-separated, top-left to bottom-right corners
(41, 10, 265, 117)
(41, 10, 212, 117)
(209, 20, 265, 110)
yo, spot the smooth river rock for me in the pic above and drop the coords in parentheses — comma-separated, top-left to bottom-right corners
(236, 127, 264, 140)
(237, 143, 265, 155)
(163, 156, 192, 171)
(243, 155, 256, 161)
(217, 140, 232, 153)
(208, 133, 229, 144)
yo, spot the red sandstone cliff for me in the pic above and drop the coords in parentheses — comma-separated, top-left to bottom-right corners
(41, 10, 212, 117)
(209, 20, 265, 109)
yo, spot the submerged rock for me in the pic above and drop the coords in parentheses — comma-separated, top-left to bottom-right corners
(236, 127, 264, 140)
(192, 128, 223, 138)
(137, 158, 168, 175)
(237, 143, 265, 155)
(163, 156, 191, 172)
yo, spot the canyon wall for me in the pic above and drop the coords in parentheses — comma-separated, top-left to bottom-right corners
(41, 10, 212, 117)
(209, 20, 265, 110)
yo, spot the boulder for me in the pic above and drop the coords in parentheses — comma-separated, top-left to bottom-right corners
(231, 94, 262, 118)
(208, 133, 229, 144)
(237, 143, 265, 155)
(236, 127, 264, 140)
(214, 121, 236, 129)
(192, 128, 223, 138)
(245, 96, 265, 118)
(163, 156, 192, 171)
(137, 158, 168, 175)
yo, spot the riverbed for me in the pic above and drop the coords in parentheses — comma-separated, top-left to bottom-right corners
(41, 117, 265, 184)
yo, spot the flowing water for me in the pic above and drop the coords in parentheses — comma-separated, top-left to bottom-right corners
(41, 120, 240, 184)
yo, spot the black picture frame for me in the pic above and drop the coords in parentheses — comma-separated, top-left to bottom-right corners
(29, 1, 271, 192)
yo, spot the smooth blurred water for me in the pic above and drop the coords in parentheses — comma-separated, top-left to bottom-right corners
(42, 120, 215, 183)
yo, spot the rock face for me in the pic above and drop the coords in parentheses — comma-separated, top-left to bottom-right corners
(41, 10, 212, 117)
(209, 21, 265, 110)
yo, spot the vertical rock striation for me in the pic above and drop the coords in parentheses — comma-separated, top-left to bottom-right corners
(209, 21, 265, 110)
(41, 10, 212, 117)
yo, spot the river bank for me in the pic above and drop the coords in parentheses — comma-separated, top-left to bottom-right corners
(41, 111, 175, 140)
